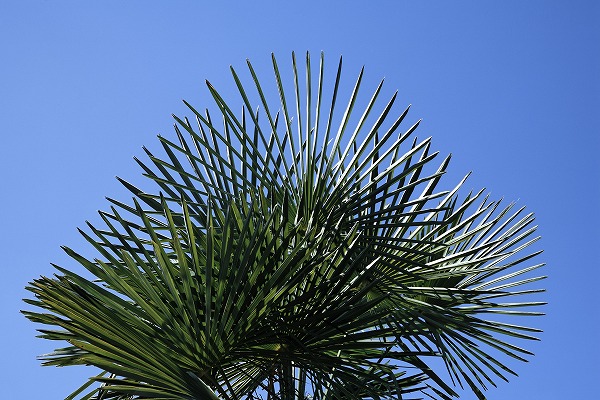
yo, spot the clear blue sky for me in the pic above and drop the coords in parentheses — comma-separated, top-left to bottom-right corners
(1, 1, 598, 398)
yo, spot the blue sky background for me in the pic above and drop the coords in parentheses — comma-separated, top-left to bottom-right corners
(1, 1, 598, 398)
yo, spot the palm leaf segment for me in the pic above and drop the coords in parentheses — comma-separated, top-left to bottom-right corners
(24, 52, 545, 400)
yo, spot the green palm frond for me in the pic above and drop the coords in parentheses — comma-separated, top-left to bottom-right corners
(23, 52, 545, 400)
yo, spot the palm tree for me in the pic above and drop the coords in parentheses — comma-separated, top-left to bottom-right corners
(23, 52, 545, 400)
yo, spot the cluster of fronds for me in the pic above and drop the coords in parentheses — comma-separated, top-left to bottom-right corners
(24, 52, 545, 400)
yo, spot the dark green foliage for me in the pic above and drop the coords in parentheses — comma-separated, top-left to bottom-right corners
(23, 52, 545, 400)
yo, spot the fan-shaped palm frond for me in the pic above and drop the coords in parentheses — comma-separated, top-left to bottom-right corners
(23, 52, 545, 400)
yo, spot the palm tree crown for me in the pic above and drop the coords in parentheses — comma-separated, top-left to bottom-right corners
(24, 52, 545, 400)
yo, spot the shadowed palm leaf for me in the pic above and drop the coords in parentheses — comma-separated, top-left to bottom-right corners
(23, 52, 545, 400)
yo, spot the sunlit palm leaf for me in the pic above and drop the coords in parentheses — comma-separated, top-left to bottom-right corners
(23, 52, 545, 400)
